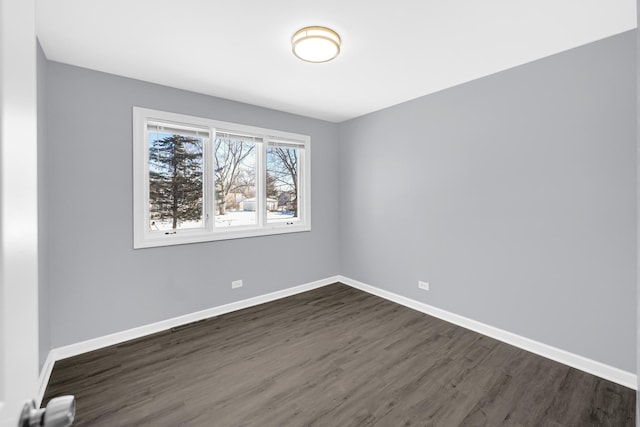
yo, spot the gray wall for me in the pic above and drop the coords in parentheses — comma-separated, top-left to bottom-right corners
(37, 41, 50, 367)
(45, 63, 340, 348)
(339, 31, 637, 372)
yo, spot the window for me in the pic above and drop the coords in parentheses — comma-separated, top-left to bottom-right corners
(133, 107, 310, 248)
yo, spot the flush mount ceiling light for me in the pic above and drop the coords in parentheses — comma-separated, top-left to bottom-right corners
(291, 26, 341, 63)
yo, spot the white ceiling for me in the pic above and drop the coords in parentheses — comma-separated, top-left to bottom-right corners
(36, 1, 636, 123)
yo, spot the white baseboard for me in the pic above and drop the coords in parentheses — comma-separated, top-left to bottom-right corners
(36, 275, 340, 405)
(338, 275, 637, 390)
(37, 273, 636, 405)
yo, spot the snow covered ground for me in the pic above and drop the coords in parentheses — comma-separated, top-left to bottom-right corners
(151, 210, 296, 230)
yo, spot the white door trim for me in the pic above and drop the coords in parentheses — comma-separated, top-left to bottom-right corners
(0, 0, 40, 424)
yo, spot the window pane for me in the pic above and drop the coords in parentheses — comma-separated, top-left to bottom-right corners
(215, 135, 257, 227)
(148, 130, 204, 231)
(267, 146, 299, 222)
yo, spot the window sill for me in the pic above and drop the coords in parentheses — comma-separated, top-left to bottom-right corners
(134, 223, 311, 249)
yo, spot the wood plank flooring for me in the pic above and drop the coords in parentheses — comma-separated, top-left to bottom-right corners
(42, 283, 636, 426)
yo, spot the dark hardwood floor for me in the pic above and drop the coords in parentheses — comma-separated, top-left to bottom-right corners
(43, 283, 635, 426)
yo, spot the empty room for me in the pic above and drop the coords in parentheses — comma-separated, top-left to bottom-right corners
(1, 1, 639, 426)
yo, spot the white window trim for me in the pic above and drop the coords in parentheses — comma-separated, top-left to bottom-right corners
(133, 107, 311, 249)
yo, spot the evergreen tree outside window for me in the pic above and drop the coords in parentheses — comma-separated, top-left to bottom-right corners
(148, 127, 204, 231)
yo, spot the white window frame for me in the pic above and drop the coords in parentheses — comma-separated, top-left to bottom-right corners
(133, 107, 311, 248)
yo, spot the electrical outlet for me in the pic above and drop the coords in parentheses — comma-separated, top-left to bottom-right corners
(232, 280, 243, 289)
(418, 281, 429, 291)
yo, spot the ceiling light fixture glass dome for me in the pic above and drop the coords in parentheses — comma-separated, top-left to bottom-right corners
(291, 26, 341, 63)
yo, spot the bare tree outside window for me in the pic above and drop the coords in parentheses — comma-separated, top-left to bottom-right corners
(267, 146, 298, 221)
(215, 135, 257, 226)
